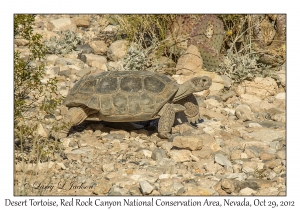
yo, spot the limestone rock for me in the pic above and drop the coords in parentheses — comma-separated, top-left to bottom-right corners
(37, 123, 48, 138)
(169, 150, 192, 162)
(240, 94, 261, 106)
(215, 153, 232, 169)
(48, 18, 77, 32)
(72, 16, 90, 27)
(107, 40, 129, 61)
(172, 136, 203, 151)
(239, 187, 257, 195)
(235, 104, 254, 121)
(237, 77, 278, 99)
(176, 45, 203, 75)
(139, 180, 154, 195)
(90, 40, 108, 55)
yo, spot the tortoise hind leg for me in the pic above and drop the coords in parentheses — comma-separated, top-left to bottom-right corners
(53, 106, 97, 139)
(157, 103, 175, 139)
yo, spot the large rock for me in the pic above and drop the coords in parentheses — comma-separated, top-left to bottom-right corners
(235, 104, 254, 121)
(240, 94, 261, 106)
(82, 54, 107, 69)
(176, 45, 203, 75)
(237, 77, 278, 99)
(72, 16, 90, 27)
(242, 129, 285, 143)
(169, 150, 191, 162)
(48, 18, 77, 32)
(215, 153, 232, 170)
(172, 136, 203, 151)
(107, 40, 129, 61)
(249, 100, 275, 113)
(89, 41, 108, 55)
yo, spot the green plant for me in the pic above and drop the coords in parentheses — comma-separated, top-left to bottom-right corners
(217, 50, 278, 83)
(14, 14, 62, 159)
(45, 30, 82, 54)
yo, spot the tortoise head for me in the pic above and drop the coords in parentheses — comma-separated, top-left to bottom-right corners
(173, 76, 212, 101)
(190, 76, 212, 92)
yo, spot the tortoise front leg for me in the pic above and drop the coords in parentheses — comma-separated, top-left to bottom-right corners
(53, 106, 97, 139)
(158, 103, 175, 139)
(176, 94, 200, 123)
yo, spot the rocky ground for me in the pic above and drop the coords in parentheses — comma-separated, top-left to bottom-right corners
(14, 15, 286, 196)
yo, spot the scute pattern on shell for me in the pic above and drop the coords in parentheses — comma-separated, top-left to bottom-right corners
(63, 71, 179, 121)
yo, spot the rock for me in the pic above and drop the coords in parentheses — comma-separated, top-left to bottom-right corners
(151, 148, 167, 161)
(267, 108, 285, 123)
(245, 145, 264, 158)
(199, 107, 227, 120)
(37, 123, 48, 137)
(172, 136, 203, 151)
(169, 150, 191, 162)
(72, 16, 90, 27)
(108, 186, 129, 196)
(129, 186, 142, 195)
(230, 149, 242, 160)
(81, 54, 107, 67)
(154, 56, 176, 74)
(259, 120, 285, 129)
(33, 29, 60, 42)
(183, 187, 212, 195)
(240, 94, 261, 105)
(55, 57, 83, 66)
(243, 129, 285, 143)
(102, 163, 115, 172)
(215, 153, 232, 170)
(235, 104, 254, 121)
(249, 100, 275, 113)
(171, 182, 185, 195)
(275, 92, 285, 100)
(242, 161, 257, 173)
(192, 147, 213, 159)
(205, 98, 222, 109)
(221, 75, 232, 88)
(176, 45, 203, 75)
(89, 40, 108, 55)
(265, 159, 282, 169)
(48, 18, 77, 32)
(239, 187, 257, 195)
(247, 123, 262, 128)
(93, 181, 112, 195)
(76, 44, 94, 54)
(56, 162, 66, 170)
(260, 152, 276, 161)
(107, 40, 129, 61)
(139, 180, 154, 195)
(221, 179, 236, 194)
(237, 77, 278, 99)
(277, 150, 286, 159)
(221, 91, 235, 101)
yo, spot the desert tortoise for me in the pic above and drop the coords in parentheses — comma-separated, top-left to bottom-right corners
(56, 71, 212, 138)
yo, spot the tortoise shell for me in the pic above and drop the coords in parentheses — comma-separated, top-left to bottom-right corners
(63, 71, 179, 121)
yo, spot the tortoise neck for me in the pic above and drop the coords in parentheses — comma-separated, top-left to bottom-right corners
(172, 81, 195, 102)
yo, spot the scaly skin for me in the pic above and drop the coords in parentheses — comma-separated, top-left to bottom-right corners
(157, 103, 175, 139)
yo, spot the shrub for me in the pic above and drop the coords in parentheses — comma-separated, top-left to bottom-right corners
(44, 30, 82, 54)
(14, 14, 63, 160)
